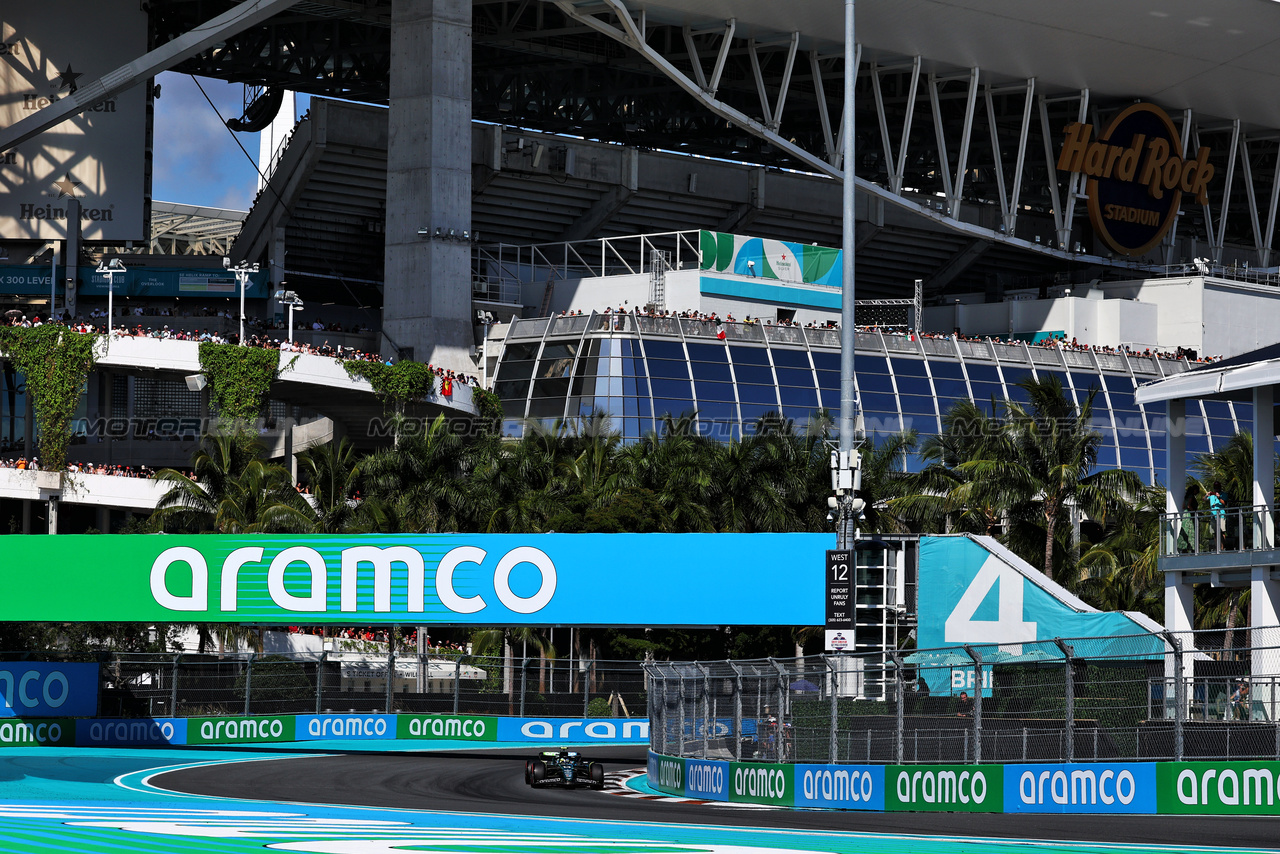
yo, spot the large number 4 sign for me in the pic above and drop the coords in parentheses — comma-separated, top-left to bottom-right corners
(943, 555, 1037, 652)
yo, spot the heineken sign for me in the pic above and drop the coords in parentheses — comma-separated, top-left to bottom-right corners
(1056, 102, 1213, 256)
(0, 533, 827, 625)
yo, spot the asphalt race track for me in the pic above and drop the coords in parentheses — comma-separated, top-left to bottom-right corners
(154, 745, 1280, 851)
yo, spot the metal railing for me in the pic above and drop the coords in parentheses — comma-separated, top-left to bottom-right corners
(1159, 505, 1276, 557)
(5, 652, 647, 720)
(1159, 261, 1280, 288)
(647, 626, 1280, 764)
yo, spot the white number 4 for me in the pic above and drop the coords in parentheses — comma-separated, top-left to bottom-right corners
(944, 555, 1037, 652)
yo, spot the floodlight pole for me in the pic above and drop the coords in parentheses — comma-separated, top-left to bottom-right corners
(96, 258, 125, 346)
(836, 0, 861, 551)
(228, 260, 258, 346)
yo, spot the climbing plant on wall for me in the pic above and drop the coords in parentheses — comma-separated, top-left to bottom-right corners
(198, 343, 281, 426)
(0, 325, 98, 472)
(343, 359, 435, 410)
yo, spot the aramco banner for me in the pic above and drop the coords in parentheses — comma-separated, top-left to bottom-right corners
(0, 533, 829, 625)
(699, 231, 842, 287)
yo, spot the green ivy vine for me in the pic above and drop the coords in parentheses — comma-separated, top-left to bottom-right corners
(0, 325, 98, 472)
(471, 386, 503, 430)
(342, 359, 435, 410)
(198, 343, 281, 425)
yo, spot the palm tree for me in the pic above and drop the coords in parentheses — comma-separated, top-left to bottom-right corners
(616, 413, 716, 532)
(152, 434, 305, 533)
(960, 376, 1141, 582)
(711, 415, 806, 532)
(360, 413, 474, 532)
(895, 400, 1008, 535)
(295, 437, 364, 533)
(855, 429, 919, 533)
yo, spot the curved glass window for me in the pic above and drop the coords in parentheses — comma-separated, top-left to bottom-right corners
(776, 366, 815, 387)
(811, 352, 840, 372)
(650, 378, 692, 398)
(696, 380, 736, 401)
(497, 360, 535, 382)
(900, 395, 938, 417)
(734, 363, 775, 385)
(933, 378, 968, 397)
(687, 342, 728, 361)
(820, 388, 840, 409)
(966, 363, 1000, 384)
(739, 384, 779, 405)
(780, 386, 818, 407)
(691, 360, 733, 382)
(858, 371, 895, 393)
(730, 346, 770, 365)
(644, 341, 686, 360)
(890, 358, 928, 377)
(895, 375, 932, 397)
(648, 359, 691, 380)
(771, 348, 811, 368)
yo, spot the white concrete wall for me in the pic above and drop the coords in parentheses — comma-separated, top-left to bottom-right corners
(1200, 280, 1280, 359)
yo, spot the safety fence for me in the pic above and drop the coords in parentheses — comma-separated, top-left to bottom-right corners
(0, 652, 648, 721)
(645, 626, 1280, 765)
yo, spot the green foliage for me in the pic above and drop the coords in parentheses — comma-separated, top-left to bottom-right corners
(234, 655, 312, 703)
(587, 696, 613, 717)
(471, 386, 503, 431)
(343, 359, 435, 408)
(198, 342, 280, 424)
(0, 325, 98, 471)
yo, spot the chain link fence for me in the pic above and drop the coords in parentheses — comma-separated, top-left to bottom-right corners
(646, 626, 1280, 764)
(1, 651, 648, 720)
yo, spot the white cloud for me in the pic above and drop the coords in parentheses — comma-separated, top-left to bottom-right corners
(152, 72, 258, 209)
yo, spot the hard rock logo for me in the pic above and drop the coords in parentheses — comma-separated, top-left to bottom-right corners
(1056, 103, 1213, 256)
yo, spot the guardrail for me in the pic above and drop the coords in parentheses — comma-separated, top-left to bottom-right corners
(1159, 505, 1275, 557)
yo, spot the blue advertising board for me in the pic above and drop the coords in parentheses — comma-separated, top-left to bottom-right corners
(497, 716, 650, 743)
(685, 759, 730, 801)
(75, 717, 186, 746)
(295, 714, 395, 741)
(795, 763, 885, 810)
(79, 266, 271, 299)
(1005, 763, 1157, 813)
(0, 663, 98, 718)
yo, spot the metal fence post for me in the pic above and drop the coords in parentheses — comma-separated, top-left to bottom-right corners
(728, 661, 743, 761)
(316, 652, 326, 715)
(170, 654, 180, 716)
(697, 663, 711, 759)
(657, 670, 668, 755)
(890, 651, 905, 765)
(582, 659, 592, 717)
(677, 669, 686, 757)
(386, 644, 396, 715)
(519, 658, 529, 717)
(1053, 638, 1075, 763)
(1161, 631, 1185, 761)
(824, 655, 838, 764)
(964, 646, 983, 764)
(454, 656, 464, 714)
(244, 654, 254, 717)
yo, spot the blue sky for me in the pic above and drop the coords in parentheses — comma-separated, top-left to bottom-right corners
(150, 72, 308, 211)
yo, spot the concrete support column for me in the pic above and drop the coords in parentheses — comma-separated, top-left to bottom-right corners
(382, 0, 474, 371)
(1254, 385, 1274, 550)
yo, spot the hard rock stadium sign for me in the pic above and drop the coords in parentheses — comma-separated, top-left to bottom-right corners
(1056, 102, 1214, 257)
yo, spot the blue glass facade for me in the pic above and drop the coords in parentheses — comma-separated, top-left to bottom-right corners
(493, 313, 1246, 484)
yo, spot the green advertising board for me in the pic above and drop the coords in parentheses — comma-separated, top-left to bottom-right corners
(1158, 761, 1280, 814)
(886, 764, 1002, 812)
(397, 714, 497, 741)
(187, 716, 296, 745)
(728, 761, 791, 806)
(0, 718, 74, 747)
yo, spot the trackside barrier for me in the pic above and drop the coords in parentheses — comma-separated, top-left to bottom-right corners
(647, 751, 1280, 816)
(3, 713, 650, 748)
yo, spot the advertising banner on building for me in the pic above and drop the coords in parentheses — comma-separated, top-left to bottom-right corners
(0, 533, 829, 626)
(78, 266, 272, 299)
(0, 662, 98, 718)
(795, 763, 884, 811)
(0, 3, 148, 240)
(0, 265, 67, 296)
(699, 231, 842, 287)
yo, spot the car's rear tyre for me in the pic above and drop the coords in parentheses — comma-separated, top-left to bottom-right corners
(530, 760, 547, 785)
(525, 759, 533, 784)
(590, 762, 604, 789)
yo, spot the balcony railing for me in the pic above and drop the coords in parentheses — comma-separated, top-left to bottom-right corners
(1159, 505, 1276, 557)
